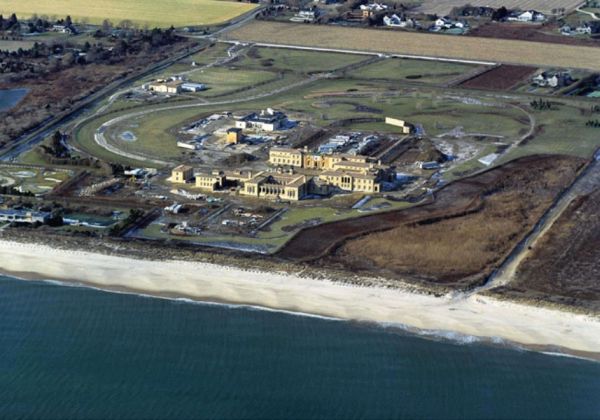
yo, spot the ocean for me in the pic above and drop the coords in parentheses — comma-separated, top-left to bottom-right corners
(1, 274, 599, 419)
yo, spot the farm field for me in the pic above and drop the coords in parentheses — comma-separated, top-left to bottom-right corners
(347, 57, 479, 85)
(459, 65, 537, 91)
(0, 0, 257, 27)
(413, 0, 582, 16)
(224, 21, 600, 70)
(468, 22, 600, 47)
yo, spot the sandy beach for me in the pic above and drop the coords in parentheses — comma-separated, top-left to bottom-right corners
(0, 239, 598, 357)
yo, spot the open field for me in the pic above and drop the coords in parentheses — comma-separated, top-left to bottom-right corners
(469, 22, 600, 47)
(224, 21, 600, 70)
(500, 100, 600, 162)
(276, 155, 584, 289)
(493, 188, 600, 312)
(0, 40, 36, 52)
(347, 57, 479, 85)
(185, 67, 281, 97)
(0, 0, 256, 27)
(414, 0, 583, 16)
(85, 81, 529, 167)
(235, 47, 368, 74)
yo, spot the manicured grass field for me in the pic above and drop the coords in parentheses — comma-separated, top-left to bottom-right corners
(186, 67, 280, 96)
(500, 100, 600, 162)
(0, 0, 256, 28)
(348, 57, 479, 85)
(225, 21, 600, 70)
(236, 47, 368, 73)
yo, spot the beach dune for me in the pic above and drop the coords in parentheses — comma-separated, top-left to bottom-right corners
(0, 240, 598, 357)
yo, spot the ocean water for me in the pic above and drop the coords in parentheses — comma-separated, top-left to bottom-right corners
(1, 275, 599, 420)
(0, 88, 28, 112)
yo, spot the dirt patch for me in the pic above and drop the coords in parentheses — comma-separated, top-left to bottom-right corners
(276, 155, 584, 289)
(459, 64, 537, 91)
(470, 22, 600, 47)
(492, 190, 600, 311)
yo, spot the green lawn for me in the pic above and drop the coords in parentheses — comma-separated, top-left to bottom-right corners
(187, 67, 281, 97)
(500, 101, 600, 163)
(347, 57, 480, 85)
(235, 47, 369, 74)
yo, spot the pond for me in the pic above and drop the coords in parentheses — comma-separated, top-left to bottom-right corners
(119, 131, 138, 142)
(0, 88, 28, 112)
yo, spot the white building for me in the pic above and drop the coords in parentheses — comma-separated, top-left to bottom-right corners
(0, 210, 50, 224)
(360, 3, 388, 12)
(181, 83, 206, 92)
(509, 10, 546, 22)
(235, 109, 288, 132)
(383, 14, 415, 28)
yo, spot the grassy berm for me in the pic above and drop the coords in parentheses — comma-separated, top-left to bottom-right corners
(492, 189, 600, 312)
(292, 155, 584, 289)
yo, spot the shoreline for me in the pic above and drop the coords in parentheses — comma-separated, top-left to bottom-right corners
(0, 239, 599, 360)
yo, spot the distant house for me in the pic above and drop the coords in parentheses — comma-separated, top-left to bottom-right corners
(532, 71, 574, 88)
(360, 3, 388, 18)
(290, 9, 319, 22)
(508, 10, 546, 22)
(432, 17, 467, 32)
(52, 25, 76, 34)
(563, 23, 593, 35)
(383, 14, 416, 28)
(0, 210, 50, 224)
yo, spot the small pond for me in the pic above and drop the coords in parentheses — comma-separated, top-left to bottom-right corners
(0, 88, 28, 112)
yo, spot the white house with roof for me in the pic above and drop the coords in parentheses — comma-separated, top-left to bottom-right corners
(509, 10, 546, 22)
(383, 14, 416, 28)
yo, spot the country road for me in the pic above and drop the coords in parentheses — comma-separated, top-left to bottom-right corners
(0, 6, 266, 163)
(576, 6, 600, 20)
(0, 43, 208, 162)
